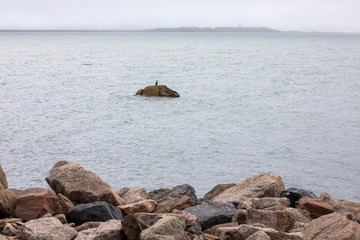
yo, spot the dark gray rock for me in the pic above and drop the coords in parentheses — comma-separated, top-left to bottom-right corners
(281, 188, 318, 207)
(67, 201, 124, 226)
(184, 200, 237, 230)
(148, 184, 198, 205)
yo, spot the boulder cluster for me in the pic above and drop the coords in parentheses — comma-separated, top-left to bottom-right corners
(0, 162, 359, 240)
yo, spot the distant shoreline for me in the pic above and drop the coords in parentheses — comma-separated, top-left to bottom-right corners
(0, 26, 278, 33)
(0, 27, 358, 34)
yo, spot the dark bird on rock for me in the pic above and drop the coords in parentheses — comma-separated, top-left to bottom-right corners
(155, 80, 158, 86)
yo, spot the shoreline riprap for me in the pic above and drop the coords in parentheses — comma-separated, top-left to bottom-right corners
(0, 161, 359, 239)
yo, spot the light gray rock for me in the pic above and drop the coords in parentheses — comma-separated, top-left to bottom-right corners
(114, 187, 148, 204)
(20, 217, 77, 240)
(139, 216, 187, 240)
(212, 172, 285, 204)
(252, 197, 291, 209)
(75, 220, 124, 240)
(46, 161, 125, 206)
(246, 208, 296, 232)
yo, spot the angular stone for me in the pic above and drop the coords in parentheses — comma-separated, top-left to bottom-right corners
(246, 208, 296, 232)
(252, 197, 290, 209)
(247, 230, 271, 240)
(0, 189, 17, 218)
(232, 209, 247, 224)
(215, 225, 303, 240)
(46, 161, 125, 206)
(193, 233, 220, 240)
(302, 212, 360, 240)
(122, 212, 201, 240)
(14, 187, 65, 221)
(204, 222, 238, 236)
(184, 200, 237, 230)
(135, 85, 180, 97)
(202, 184, 236, 202)
(281, 188, 318, 207)
(0, 165, 8, 190)
(75, 222, 102, 232)
(67, 201, 124, 226)
(119, 199, 157, 215)
(296, 196, 335, 219)
(0, 218, 22, 229)
(171, 209, 203, 235)
(75, 220, 124, 240)
(57, 193, 75, 213)
(155, 196, 194, 213)
(332, 198, 360, 219)
(149, 184, 198, 205)
(283, 207, 311, 230)
(212, 172, 285, 204)
(114, 187, 148, 204)
(54, 213, 68, 224)
(1, 223, 18, 237)
(20, 217, 77, 240)
(139, 216, 187, 240)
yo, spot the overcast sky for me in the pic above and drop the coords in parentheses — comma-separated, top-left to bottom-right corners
(1, 0, 360, 32)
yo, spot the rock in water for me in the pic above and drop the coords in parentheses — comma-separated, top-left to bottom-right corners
(67, 201, 124, 226)
(46, 161, 125, 205)
(184, 200, 237, 230)
(212, 172, 285, 204)
(135, 85, 180, 97)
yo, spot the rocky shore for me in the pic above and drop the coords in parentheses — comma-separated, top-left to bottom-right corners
(0, 162, 359, 239)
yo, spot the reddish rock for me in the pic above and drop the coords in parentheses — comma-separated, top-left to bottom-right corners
(0, 165, 8, 190)
(57, 193, 74, 213)
(302, 212, 360, 240)
(246, 208, 296, 232)
(14, 187, 65, 221)
(212, 172, 285, 204)
(0, 189, 17, 218)
(119, 199, 157, 215)
(46, 161, 125, 206)
(155, 196, 194, 213)
(296, 196, 335, 219)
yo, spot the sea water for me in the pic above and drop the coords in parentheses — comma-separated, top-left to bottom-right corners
(0, 32, 359, 201)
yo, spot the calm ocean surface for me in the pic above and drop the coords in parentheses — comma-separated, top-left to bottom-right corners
(0, 32, 359, 201)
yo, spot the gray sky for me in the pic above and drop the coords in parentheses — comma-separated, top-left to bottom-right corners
(1, 0, 360, 32)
